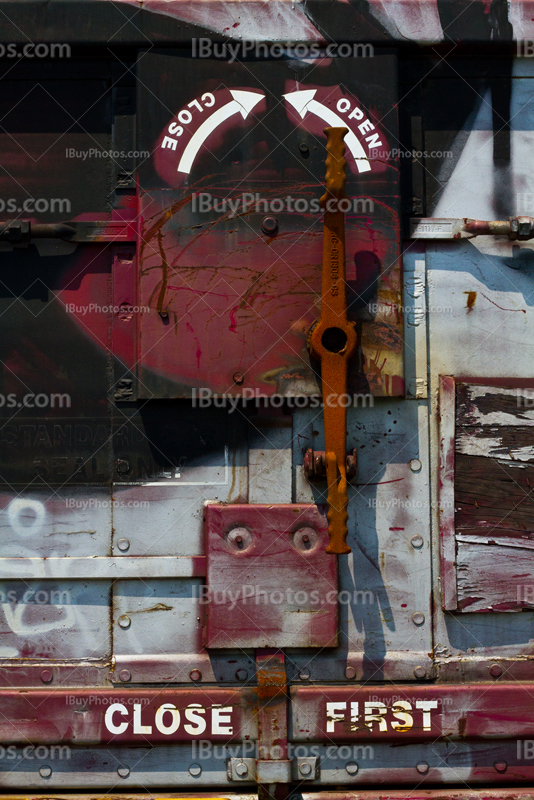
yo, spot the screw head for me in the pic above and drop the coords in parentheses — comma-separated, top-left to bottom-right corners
(411, 535, 424, 549)
(117, 538, 130, 552)
(233, 372, 244, 385)
(299, 762, 312, 776)
(117, 766, 130, 778)
(345, 666, 356, 680)
(261, 216, 278, 236)
(299, 668, 311, 681)
(189, 669, 202, 682)
(235, 668, 248, 681)
(412, 611, 425, 626)
(39, 766, 52, 779)
(235, 762, 248, 777)
(345, 761, 359, 775)
(416, 761, 429, 774)
(118, 669, 131, 682)
(490, 664, 502, 678)
(410, 458, 422, 472)
(494, 761, 507, 773)
(118, 615, 131, 629)
(414, 666, 426, 679)
(40, 669, 53, 684)
(189, 763, 202, 777)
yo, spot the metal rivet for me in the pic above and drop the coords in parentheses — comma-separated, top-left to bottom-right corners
(233, 372, 244, 385)
(414, 666, 426, 679)
(411, 535, 424, 549)
(410, 459, 422, 472)
(235, 762, 248, 777)
(416, 761, 429, 774)
(116, 459, 131, 475)
(119, 669, 131, 682)
(189, 669, 202, 682)
(299, 668, 311, 681)
(39, 766, 52, 779)
(117, 766, 130, 778)
(261, 216, 278, 236)
(345, 761, 358, 775)
(117, 538, 130, 552)
(189, 764, 202, 777)
(345, 666, 356, 680)
(118, 615, 131, 629)
(159, 310, 169, 320)
(412, 611, 425, 626)
(299, 762, 312, 776)
(40, 669, 53, 684)
(494, 761, 507, 773)
(299, 143, 310, 156)
(490, 664, 502, 678)
(235, 669, 248, 681)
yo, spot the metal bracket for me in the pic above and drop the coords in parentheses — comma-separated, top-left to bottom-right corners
(227, 758, 256, 781)
(294, 756, 320, 781)
(304, 448, 357, 482)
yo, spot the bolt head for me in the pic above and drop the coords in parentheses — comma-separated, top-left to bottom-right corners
(117, 766, 130, 778)
(261, 216, 278, 235)
(118, 669, 131, 682)
(411, 535, 424, 549)
(189, 763, 202, 777)
(116, 459, 130, 475)
(235, 668, 248, 681)
(414, 666, 426, 680)
(494, 761, 507, 773)
(233, 372, 244, 384)
(416, 761, 429, 774)
(345, 666, 356, 680)
(490, 664, 502, 678)
(235, 762, 248, 777)
(118, 615, 131, 629)
(117, 538, 130, 552)
(410, 458, 422, 472)
(412, 611, 425, 626)
(39, 766, 52, 779)
(189, 669, 202, 682)
(40, 669, 53, 684)
(299, 668, 311, 681)
(299, 143, 310, 156)
(345, 761, 358, 775)
(299, 762, 312, 776)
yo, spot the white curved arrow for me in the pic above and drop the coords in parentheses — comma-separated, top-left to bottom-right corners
(178, 90, 265, 174)
(283, 89, 372, 173)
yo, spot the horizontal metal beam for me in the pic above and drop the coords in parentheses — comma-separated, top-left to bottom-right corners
(0, 556, 206, 580)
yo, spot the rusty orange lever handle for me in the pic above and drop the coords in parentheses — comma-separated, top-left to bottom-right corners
(309, 127, 356, 555)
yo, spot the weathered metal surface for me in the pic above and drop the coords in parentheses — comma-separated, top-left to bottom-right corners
(205, 504, 338, 648)
(136, 53, 402, 398)
(291, 684, 534, 741)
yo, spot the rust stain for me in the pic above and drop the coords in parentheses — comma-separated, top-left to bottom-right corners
(464, 291, 477, 312)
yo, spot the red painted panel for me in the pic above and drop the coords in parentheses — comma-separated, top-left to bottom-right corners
(0, 689, 255, 744)
(291, 684, 534, 741)
(205, 504, 338, 649)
